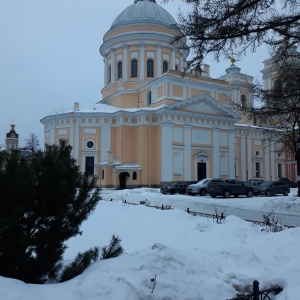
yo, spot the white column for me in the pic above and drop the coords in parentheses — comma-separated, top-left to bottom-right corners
(268, 77, 271, 90)
(241, 135, 246, 180)
(157, 43, 161, 77)
(110, 48, 115, 84)
(264, 138, 270, 180)
(171, 47, 176, 70)
(247, 135, 252, 179)
(123, 44, 128, 82)
(139, 42, 145, 81)
(213, 128, 220, 178)
(180, 52, 184, 72)
(104, 55, 108, 86)
(101, 125, 111, 162)
(161, 123, 173, 181)
(50, 127, 55, 145)
(229, 129, 235, 178)
(67, 116, 79, 161)
(184, 125, 192, 180)
(270, 141, 275, 180)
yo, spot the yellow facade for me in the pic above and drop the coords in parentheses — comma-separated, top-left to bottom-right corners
(41, 0, 286, 188)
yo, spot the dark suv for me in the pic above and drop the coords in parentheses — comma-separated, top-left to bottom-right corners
(207, 179, 254, 198)
(160, 181, 197, 195)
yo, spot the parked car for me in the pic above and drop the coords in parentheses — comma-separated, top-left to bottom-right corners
(255, 181, 290, 196)
(160, 181, 197, 195)
(207, 179, 255, 198)
(186, 178, 222, 196)
(177, 181, 198, 194)
(243, 180, 264, 196)
(279, 177, 298, 188)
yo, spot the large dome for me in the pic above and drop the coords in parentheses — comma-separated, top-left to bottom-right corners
(110, 0, 177, 30)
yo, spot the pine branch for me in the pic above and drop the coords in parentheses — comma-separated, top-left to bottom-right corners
(101, 235, 124, 260)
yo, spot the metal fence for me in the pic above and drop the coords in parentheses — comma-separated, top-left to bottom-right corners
(122, 200, 294, 229)
(227, 280, 282, 300)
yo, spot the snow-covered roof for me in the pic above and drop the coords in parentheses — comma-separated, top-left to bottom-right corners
(115, 163, 142, 171)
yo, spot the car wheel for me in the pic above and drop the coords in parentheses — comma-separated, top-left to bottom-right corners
(246, 190, 253, 197)
(170, 189, 176, 195)
(199, 189, 207, 196)
(283, 190, 289, 196)
(223, 190, 231, 198)
(266, 190, 272, 197)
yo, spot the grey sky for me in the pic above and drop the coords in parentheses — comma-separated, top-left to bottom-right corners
(0, 0, 268, 148)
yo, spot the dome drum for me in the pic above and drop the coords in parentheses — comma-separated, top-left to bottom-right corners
(100, 0, 188, 93)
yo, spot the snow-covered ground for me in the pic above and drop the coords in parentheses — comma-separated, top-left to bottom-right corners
(1, 188, 300, 300)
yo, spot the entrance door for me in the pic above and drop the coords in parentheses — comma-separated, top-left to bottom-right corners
(119, 172, 129, 190)
(197, 162, 206, 181)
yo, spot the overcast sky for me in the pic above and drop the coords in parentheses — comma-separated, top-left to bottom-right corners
(0, 0, 269, 148)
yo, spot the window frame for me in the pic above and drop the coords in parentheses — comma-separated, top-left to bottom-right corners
(147, 59, 154, 77)
(131, 59, 138, 78)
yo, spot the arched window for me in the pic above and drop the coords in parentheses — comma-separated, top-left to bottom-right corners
(108, 65, 111, 83)
(147, 59, 154, 77)
(133, 171, 137, 180)
(117, 61, 122, 79)
(131, 59, 138, 78)
(241, 94, 247, 108)
(147, 90, 152, 106)
(163, 61, 168, 73)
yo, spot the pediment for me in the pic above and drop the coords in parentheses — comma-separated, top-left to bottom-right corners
(194, 151, 211, 158)
(164, 94, 240, 119)
(184, 101, 217, 114)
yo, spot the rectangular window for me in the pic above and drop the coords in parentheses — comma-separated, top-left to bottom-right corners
(85, 156, 94, 176)
(131, 51, 138, 58)
(147, 51, 154, 58)
(163, 53, 169, 60)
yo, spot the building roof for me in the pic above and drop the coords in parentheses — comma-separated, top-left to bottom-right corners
(109, 0, 177, 30)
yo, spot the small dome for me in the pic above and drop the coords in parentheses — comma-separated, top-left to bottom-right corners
(110, 0, 177, 30)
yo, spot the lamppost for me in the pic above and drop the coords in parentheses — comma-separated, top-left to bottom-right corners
(295, 138, 300, 197)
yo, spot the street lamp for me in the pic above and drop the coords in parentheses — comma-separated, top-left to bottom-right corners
(296, 138, 300, 197)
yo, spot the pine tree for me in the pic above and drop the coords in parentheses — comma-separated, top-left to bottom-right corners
(0, 140, 100, 283)
(59, 247, 100, 282)
(59, 235, 124, 282)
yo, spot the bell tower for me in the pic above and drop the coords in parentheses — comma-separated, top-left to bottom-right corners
(220, 54, 255, 124)
(5, 122, 19, 153)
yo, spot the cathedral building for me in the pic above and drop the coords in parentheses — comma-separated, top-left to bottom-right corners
(40, 0, 287, 188)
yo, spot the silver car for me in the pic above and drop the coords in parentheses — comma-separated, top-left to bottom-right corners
(186, 178, 212, 196)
